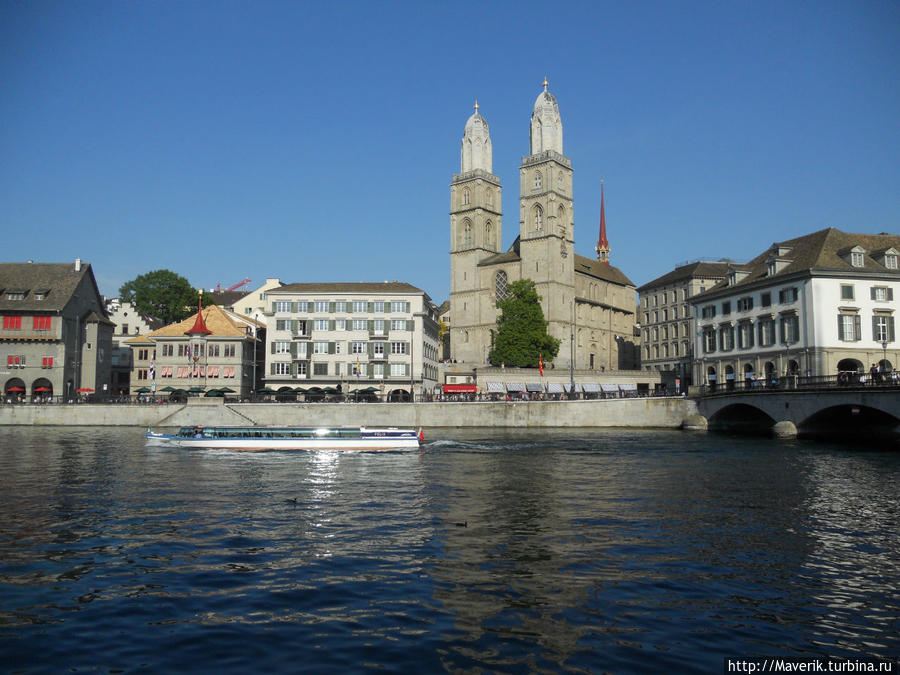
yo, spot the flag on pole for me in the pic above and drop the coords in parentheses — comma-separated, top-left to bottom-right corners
(539, 354, 544, 377)
(356, 357, 361, 379)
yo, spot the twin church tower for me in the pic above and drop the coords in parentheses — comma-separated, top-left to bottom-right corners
(449, 80, 638, 371)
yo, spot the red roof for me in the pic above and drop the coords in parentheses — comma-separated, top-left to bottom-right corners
(184, 296, 212, 336)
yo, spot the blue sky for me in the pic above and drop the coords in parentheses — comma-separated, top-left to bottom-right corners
(1, 1, 898, 302)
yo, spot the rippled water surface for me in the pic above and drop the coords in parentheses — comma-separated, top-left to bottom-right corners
(0, 427, 898, 673)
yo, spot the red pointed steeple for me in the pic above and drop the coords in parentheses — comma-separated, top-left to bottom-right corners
(185, 290, 212, 336)
(595, 180, 610, 265)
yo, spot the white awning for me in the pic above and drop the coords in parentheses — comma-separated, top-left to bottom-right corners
(600, 383, 619, 393)
(505, 382, 525, 392)
(564, 383, 583, 392)
(546, 382, 564, 393)
(486, 381, 505, 393)
(619, 383, 637, 391)
(582, 383, 601, 393)
(525, 382, 543, 392)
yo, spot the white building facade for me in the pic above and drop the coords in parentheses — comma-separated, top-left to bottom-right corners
(691, 229, 898, 389)
(263, 282, 440, 400)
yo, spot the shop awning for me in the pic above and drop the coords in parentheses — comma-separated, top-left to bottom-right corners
(546, 382, 564, 393)
(582, 383, 601, 393)
(525, 382, 543, 392)
(486, 382, 505, 393)
(505, 382, 525, 392)
(443, 384, 477, 393)
(600, 383, 619, 393)
(564, 383, 583, 392)
(619, 383, 637, 391)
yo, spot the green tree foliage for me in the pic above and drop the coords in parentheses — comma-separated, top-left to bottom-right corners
(119, 269, 203, 325)
(488, 279, 560, 367)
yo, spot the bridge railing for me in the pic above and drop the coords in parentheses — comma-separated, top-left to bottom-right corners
(695, 372, 900, 397)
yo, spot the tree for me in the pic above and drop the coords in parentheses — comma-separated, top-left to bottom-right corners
(119, 269, 203, 325)
(488, 279, 560, 368)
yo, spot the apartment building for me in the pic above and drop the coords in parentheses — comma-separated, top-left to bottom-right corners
(263, 282, 440, 400)
(126, 304, 264, 398)
(690, 228, 898, 389)
(1, 259, 113, 400)
(637, 261, 730, 387)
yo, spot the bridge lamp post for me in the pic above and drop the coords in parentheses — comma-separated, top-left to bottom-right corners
(882, 338, 889, 380)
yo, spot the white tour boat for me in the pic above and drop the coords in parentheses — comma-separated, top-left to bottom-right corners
(145, 425, 424, 451)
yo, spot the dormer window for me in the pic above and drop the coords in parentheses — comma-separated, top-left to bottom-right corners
(880, 248, 898, 270)
(728, 269, 750, 286)
(6, 291, 26, 301)
(766, 256, 791, 276)
(844, 245, 867, 268)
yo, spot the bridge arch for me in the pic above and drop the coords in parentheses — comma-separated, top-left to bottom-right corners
(798, 404, 899, 441)
(707, 403, 777, 435)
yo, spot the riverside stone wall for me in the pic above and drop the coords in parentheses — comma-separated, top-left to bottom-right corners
(0, 396, 697, 429)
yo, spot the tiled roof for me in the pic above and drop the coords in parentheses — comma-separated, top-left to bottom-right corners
(147, 305, 264, 339)
(0, 262, 100, 312)
(273, 281, 427, 296)
(637, 261, 732, 292)
(701, 228, 900, 297)
(574, 254, 635, 287)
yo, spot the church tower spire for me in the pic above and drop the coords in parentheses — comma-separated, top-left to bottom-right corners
(596, 181, 610, 265)
(450, 100, 503, 365)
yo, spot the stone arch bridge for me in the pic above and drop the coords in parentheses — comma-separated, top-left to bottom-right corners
(694, 385, 900, 441)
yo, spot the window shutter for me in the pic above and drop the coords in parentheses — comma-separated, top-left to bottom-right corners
(329, 319, 335, 331)
(270, 363, 276, 375)
(328, 342, 335, 355)
(329, 302, 335, 313)
(837, 315, 844, 341)
(367, 342, 374, 358)
(872, 316, 879, 341)
(889, 288, 895, 301)
(291, 342, 297, 358)
(854, 315, 861, 341)
(407, 320, 414, 331)
(271, 301, 277, 313)
(270, 341, 276, 354)
(890, 317, 896, 342)
(368, 302, 374, 313)
(871, 287, 877, 300)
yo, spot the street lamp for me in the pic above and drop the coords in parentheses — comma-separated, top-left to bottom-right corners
(882, 338, 888, 383)
(253, 313, 259, 397)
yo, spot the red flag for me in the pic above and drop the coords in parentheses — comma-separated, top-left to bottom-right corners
(539, 354, 544, 376)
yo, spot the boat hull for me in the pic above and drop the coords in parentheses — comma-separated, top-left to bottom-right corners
(145, 426, 422, 451)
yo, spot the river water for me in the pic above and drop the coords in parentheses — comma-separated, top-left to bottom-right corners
(0, 427, 897, 673)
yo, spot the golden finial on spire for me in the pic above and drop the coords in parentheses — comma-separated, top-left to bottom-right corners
(543, 77, 549, 90)
(474, 99, 479, 113)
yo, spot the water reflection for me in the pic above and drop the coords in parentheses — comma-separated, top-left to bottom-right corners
(0, 427, 897, 673)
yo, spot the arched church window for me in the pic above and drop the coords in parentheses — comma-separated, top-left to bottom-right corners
(532, 205, 543, 231)
(557, 205, 566, 231)
(463, 219, 473, 247)
(463, 188, 470, 206)
(486, 189, 493, 206)
(484, 221, 493, 249)
(534, 171, 542, 190)
(495, 271, 509, 302)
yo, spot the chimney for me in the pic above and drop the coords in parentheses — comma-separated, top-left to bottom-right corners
(75, 258, 82, 271)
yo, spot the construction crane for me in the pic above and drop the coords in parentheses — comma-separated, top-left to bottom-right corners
(215, 278, 251, 293)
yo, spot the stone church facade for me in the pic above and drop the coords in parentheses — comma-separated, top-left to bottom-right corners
(449, 81, 638, 371)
